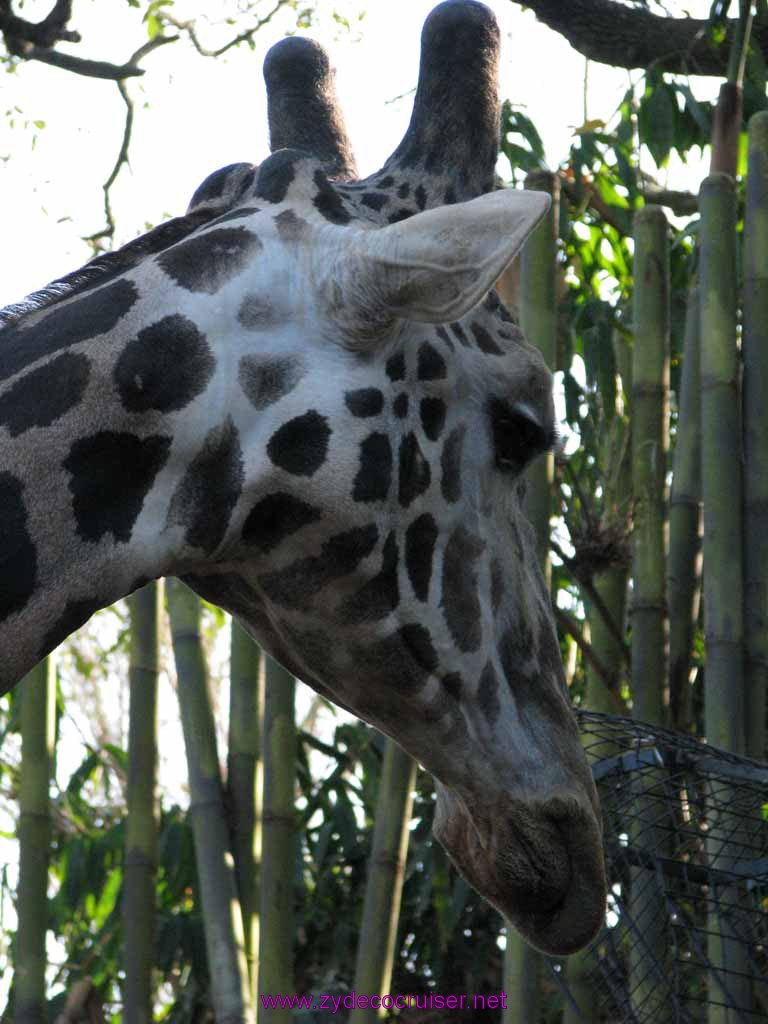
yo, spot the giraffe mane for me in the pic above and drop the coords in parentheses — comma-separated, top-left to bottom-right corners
(0, 206, 225, 331)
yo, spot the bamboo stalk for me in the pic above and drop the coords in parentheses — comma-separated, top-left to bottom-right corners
(668, 284, 703, 733)
(228, 619, 263, 996)
(502, 169, 559, 1024)
(631, 205, 670, 727)
(123, 582, 161, 1023)
(520, 169, 559, 587)
(586, 331, 633, 717)
(743, 111, 768, 762)
(711, 1, 752, 177)
(166, 578, 253, 1024)
(629, 205, 671, 1019)
(711, 84, 744, 179)
(349, 740, 416, 1024)
(14, 657, 56, 1024)
(700, 172, 749, 1024)
(258, 656, 296, 1024)
(699, 175, 745, 755)
(566, 332, 631, 1023)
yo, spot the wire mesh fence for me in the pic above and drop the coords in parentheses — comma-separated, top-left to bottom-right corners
(553, 711, 768, 1023)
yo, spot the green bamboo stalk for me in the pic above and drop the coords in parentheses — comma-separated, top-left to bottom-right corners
(726, 0, 755, 86)
(228, 619, 263, 996)
(566, 333, 631, 1024)
(258, 656, 295, 1024)
(502, 936, 540, 1023)
(711, 83, 744, 179)
(668, 284, 703, 733)
(629, 205, 671, 1020)
(699, 175, 745, 755)
(123, 582, 161, 1023)
(502, 169, 559, 1024)
(349, 740, 416, 1024)
(585, 572, 629, 717)
(166, 578, 253, 1024)
(711, 2, 751, 177)
(520, 169, 559, 587)
(631, 205, 670, 727)
(14, 657, 55, 1024)
(700, 173, 749, 1024)
(586, 329, 633, 717)
(743, 111, 768, 762)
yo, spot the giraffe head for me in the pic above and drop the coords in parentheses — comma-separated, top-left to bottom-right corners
(1, 1, 605, 954)
(179, 0, 605, 954)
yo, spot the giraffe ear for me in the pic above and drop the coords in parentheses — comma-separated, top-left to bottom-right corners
(350, 189, 551, 325)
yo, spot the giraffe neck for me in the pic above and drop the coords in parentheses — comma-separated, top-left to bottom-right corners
(0, 276, 218, 691)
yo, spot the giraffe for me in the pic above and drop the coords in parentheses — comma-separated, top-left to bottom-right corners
(0, 1, 606, 955)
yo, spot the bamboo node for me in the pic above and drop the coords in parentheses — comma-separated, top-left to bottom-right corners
(261, 811, 295, 826)
(170, 629, 203, 642)
(669, 492, 702, 509)
(631, 383, 667, 397)
(631, 600, 667, 612)
(18, 809, 51, 824)
(124, 850, 157, 869)
(700, 376, 739, 393)
(189, 798, 228, 814)
(371, 852, 407, 872)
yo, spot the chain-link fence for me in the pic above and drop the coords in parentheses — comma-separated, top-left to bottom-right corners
(553, 711, 768, 1022)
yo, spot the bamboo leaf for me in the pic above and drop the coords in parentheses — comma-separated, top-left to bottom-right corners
(639, 80, 677, 167)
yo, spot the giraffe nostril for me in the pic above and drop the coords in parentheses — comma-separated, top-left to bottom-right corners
(432, 784, 605, 957)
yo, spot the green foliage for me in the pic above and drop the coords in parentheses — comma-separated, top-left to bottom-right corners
(144, 0, 174, 40)
(292, 719, 505, 1007)
(500, 100, 547, 179)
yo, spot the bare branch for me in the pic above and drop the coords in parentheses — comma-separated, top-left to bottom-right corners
(1, 1, 177, 81)
(0, 0, 79, 52)
(161, 0, 292, 59)
(512, 0, 768, 77)
(130, 33, 178, 66)
(641, 185, 698, 217)
(83, 80, 133, 251)
(555, 607, 610, 685)
(82, 37, 177, 251)
(560, 176, 630, 234)
(22, 46, 146, 80)
(551, 536, 631, 665)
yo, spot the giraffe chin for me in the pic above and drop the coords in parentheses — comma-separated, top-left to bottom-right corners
(432, 784, 606, 956)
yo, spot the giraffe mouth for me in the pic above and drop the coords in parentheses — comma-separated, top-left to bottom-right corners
(433, 787, 606, 955)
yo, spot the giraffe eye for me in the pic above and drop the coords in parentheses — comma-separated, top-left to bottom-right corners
(489, 399, 552, 474)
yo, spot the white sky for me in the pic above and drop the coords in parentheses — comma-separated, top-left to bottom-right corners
(0, 0, 719, 1003)
(1, 0, 717, 308)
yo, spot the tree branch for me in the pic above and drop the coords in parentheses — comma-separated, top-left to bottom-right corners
(82, 36, 176, 251)
(514, 0, 768, 77)
(21, 46, 148, 80)
(555, 607, 611, 686)
(160, 0, 293, 59)
(551, 536, 631, 664)
(1, 1, 177, 80)
(641, 184, 699, 217)
(0, 0, 79, 52)
(83, 80, 133, 251)
(560, 176, 630, 234)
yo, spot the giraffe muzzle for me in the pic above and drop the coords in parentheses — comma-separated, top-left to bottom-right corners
(433, 785, 606, 956)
